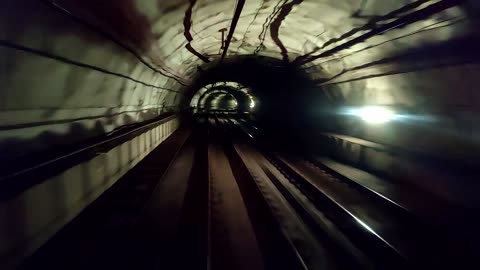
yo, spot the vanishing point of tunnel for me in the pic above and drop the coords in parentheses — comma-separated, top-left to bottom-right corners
(1, 0, 480, 269)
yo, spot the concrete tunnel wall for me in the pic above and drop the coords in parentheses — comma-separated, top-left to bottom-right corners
(1, 0, 480, 268)
(0, 117, 180, 268)
(1, 0, 479, 162)
(0, 0, 185, 162)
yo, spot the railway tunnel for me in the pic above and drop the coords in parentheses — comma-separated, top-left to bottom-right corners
(1, 0, 480, 269)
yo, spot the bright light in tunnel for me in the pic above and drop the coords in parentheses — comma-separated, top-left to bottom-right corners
(354, 106, 396, 124)
(339, 106, 439, 125)
(250, 99, 255, 108)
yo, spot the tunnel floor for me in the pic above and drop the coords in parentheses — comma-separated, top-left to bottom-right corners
(21, 114, 477, 270)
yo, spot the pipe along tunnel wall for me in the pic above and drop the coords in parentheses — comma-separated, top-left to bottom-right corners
(1, 0, 480, 267)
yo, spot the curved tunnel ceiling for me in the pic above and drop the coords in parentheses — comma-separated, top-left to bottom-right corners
(3, 1, 480, 266)
(28, 0, 477, 91)
(51, 0, 479, 123)
(1, 0, 479, 160)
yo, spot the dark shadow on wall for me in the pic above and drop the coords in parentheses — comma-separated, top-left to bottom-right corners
(3, 0, 186, 85)
(2, 0, 115, 48)
(55, 0, 155, 51)
(1, 107, 162, 131)
(183, 0, 211, 63)
(0, 110, 177, 182)
(314, 34, 480, 84)
(0, 122, 104, 174)
(269, 0, 304, 62)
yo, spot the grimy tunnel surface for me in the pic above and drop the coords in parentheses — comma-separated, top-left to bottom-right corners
(1, 0, 479, 269)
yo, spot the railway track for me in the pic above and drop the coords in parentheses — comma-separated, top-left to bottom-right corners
(225, 114, 477, 270)
(21, 114, 477, 270)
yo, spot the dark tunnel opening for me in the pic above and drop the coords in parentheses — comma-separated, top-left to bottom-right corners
(198, 90, 238, 111)
(185, 56, 331, 133)
(1, 0, 480, 269)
